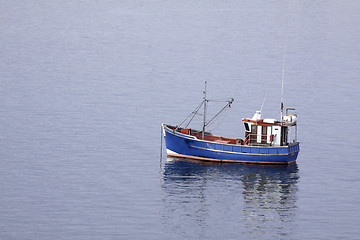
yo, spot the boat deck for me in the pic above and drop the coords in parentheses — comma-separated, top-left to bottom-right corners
(166, 125, 241, 145)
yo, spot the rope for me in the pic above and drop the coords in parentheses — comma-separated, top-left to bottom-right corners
(207, 106, 230, 132)
(179, 101, 204, 127)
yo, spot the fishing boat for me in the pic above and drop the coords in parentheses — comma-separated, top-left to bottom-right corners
(161, 82, 300, 165)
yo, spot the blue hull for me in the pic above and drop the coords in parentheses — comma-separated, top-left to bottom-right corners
(163, 125, 299, 165)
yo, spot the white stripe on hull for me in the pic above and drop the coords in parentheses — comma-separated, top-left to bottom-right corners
(166, 149, 180, 155)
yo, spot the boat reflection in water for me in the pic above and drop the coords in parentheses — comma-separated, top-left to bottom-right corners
(160, 157, 300, 239)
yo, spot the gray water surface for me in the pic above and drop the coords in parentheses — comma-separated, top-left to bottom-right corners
(1, 1, 360, 239)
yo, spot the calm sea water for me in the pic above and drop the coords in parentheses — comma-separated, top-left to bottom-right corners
(1, 1, 360, 239)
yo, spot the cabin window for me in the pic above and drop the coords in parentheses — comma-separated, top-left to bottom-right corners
(244, 122, 250, 132)
(251, 125, 257, 133)
(262, 126, 267, 135)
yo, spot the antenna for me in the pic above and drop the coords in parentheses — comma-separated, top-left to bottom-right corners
(281, 44, 287, 122)
(260, 94, 267, 113)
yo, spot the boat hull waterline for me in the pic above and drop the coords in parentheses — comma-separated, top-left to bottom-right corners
(162, 124, 300, 165)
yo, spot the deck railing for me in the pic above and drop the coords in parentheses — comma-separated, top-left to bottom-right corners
(244, 134, 271, 146)
(244, 132, 297, 146)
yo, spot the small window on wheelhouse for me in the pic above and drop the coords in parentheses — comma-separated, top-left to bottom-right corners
(244, 122, 250, 132)
(251, 125, 257, 133)
(262, 126, 267, 135)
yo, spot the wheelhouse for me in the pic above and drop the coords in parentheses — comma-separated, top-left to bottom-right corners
(242, 110, 297, 146)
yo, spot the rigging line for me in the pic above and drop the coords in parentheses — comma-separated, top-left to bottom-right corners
(205, 98, 234, 127)
(179, 101, 204, 127)
(207, 99, 234, 102)
(190, 100, 205, 124)
(184, 101, 205, 128)
(207, 105, 230, 131)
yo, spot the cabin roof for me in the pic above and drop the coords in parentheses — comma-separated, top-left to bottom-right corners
(242, 118, 282, 126)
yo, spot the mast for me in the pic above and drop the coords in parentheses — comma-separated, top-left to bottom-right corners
(280, 44, 287, 125)
(202, 81, 207, 140)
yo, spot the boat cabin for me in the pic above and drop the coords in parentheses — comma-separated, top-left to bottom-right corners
(242, 110, 297, 146)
